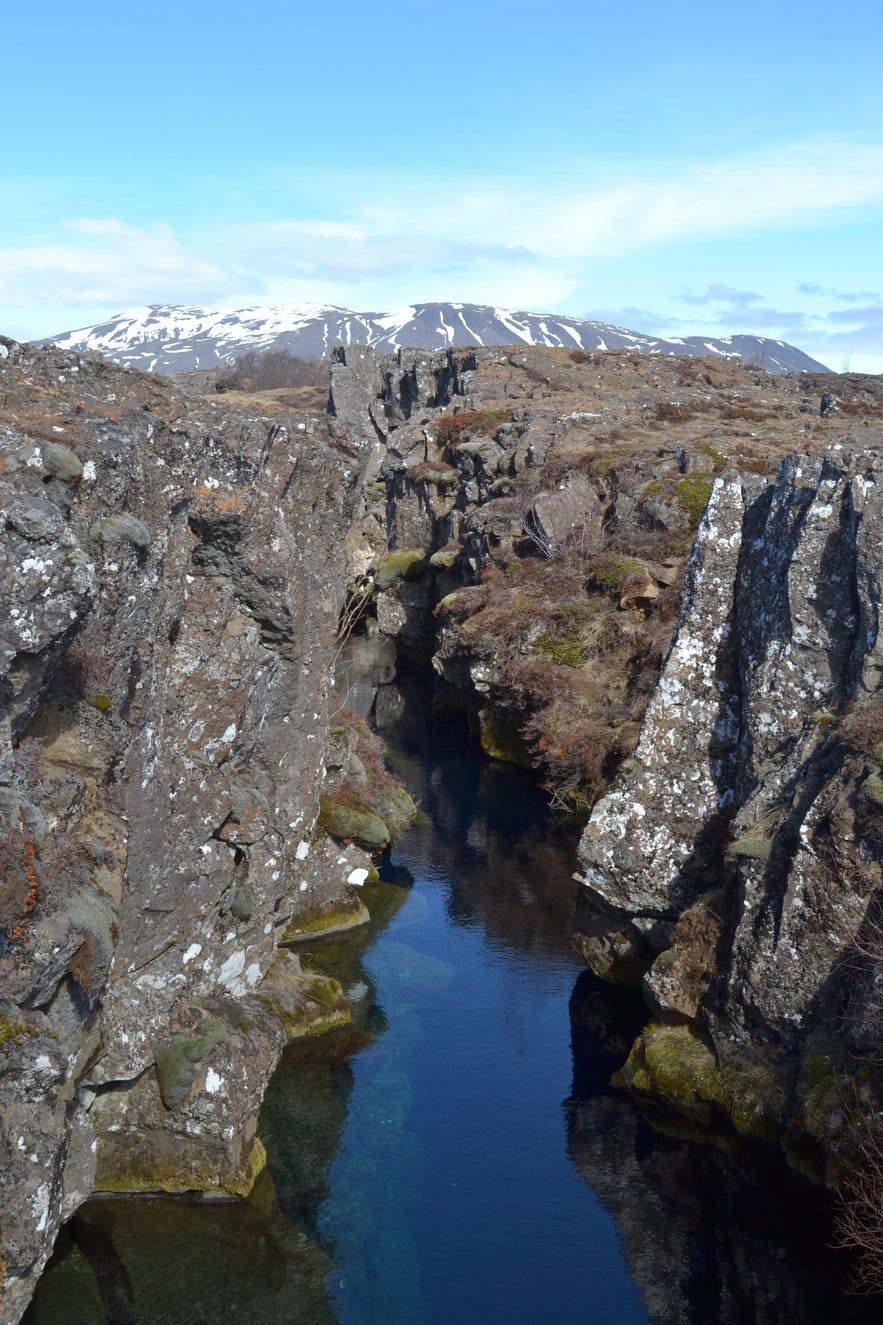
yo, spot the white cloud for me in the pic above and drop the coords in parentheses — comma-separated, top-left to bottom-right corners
(0, 219, 257, 316)
(4, 137, 883, 350)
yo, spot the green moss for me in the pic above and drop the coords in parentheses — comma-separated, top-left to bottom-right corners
(720, 1062, 789, 1143)
(259, 959, 352, 1041)
(862, 773, 883, 807)
(92, 513, 152, 548)
(592, 554, 644, 597)
(626, 1023, 720, 1110)
(674, 475, 714, 527)
(697, 442, 726, 466)
(429, 548, 461, 570)
(98, 1137, 267, 1199)
(478, 709, 532, 767)
(281, 896, 370, 943)
(93, 693, 112, 712)
(375, 548, 429, 590)
(0, 1014, 39, 1046)
(624, 1022, 789, 1142)
(153, 1018, 228, 1112)
(798, 1047, 848, 1141)
(533, 625, 586, 668)
(319, 804, 390, 851)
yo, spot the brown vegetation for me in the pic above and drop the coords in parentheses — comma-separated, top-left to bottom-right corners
(217, 348, 329, 394)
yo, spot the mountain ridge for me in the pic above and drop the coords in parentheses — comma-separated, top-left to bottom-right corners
(41, 301, 831, 375)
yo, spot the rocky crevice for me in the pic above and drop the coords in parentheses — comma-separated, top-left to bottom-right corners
(2, 337, 883, 1317)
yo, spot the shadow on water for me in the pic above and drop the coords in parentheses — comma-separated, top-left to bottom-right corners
(567, 970, 883, 1325)
(25, 634, 883, 1323)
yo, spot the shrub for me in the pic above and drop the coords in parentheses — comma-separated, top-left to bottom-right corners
(654, 401, 695, 423)
(435, 407, 511, 446)
(844, 698, 883, 756)
(217, 349, 329, 393)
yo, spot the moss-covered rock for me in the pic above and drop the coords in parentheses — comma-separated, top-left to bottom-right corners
(319, 804, 390, 851)
(91, 512, 152, 548)
(861, 772, 883, 807)
(259, 950, 351, 1040)
(625, 1023, 721, 1120)
(623, 1021, 790, 1143)
(281, 891, 371, 944)
(319, 703, 417, 853)
(40, 440, 83, 481)
(429, 547, 461, 571)
(375, 548, 429, 590)
(674, 474, 714, 526)
(478, 707, 532, 767)
(153, 1018, 228, 1112)
(97, 1136, 267, 1199)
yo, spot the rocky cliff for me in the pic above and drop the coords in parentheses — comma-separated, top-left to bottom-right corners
(0, 339, 379, 1321)
(2, 335, 881, 1317)
(575, 449, 883, 1181)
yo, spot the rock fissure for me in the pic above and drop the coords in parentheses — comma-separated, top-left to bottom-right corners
(3, 337, 883, 1316)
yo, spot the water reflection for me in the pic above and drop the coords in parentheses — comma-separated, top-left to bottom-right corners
(25, 635, 882, 1323)
(566, 968, 883, 1324)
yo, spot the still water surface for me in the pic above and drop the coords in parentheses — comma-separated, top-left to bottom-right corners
(25, 638, 883, 1324)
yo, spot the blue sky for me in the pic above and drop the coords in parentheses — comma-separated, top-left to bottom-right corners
(4, 0, 883, 370)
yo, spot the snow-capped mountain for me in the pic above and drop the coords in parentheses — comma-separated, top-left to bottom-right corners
(42, 302, 830, 375)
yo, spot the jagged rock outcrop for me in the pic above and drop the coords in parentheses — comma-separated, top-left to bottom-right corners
(0, 340, 377, 1321)
(575, 448, 883, 1168)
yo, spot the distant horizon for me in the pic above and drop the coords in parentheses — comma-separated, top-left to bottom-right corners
(37, 296, 838, 348)
(42, 300, 831, 375)
(40, 297, 830, 356)
(4, 1, 882, 372)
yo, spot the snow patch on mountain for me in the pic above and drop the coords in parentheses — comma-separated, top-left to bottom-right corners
(40, 302, 831, 375)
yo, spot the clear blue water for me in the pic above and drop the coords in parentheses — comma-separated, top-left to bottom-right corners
(25, 639, 883, 1324)
(311, 837, 646, 1325)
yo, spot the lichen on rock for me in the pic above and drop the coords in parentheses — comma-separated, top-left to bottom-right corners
(576, 446, 883, 1174)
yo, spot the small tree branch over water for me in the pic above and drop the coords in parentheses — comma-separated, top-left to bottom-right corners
(832, 896, 883, 1293)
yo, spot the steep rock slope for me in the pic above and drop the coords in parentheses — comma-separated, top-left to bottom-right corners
(42, 302, 830, 374)
(575, 450, 883, 1173)
(0, 340, 373, 1321)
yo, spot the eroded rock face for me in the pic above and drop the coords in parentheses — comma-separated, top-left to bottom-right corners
(0, 341, 370, 1320)
(576, 448, 883, 1156)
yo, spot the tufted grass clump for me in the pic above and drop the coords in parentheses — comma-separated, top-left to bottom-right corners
(726, 835, 772, 862)
(0, 1014, 39, 1047)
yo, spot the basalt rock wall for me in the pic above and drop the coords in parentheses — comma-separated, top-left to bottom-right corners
(576, 449, 883, 1168)
(0, 340, 372, 1322)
